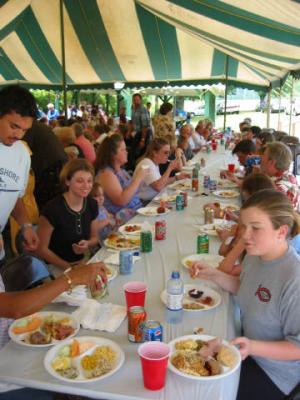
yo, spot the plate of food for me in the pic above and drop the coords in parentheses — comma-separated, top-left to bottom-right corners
(9, 311, 79, 347)
(153, 194, 178, 203)
(217, 180, 238, 189)
(118, 223, 143, 236)
(181, 254, 224, 270)
(161, 284, 221, 312)
(212, 190, 240, 199)
(104, 233, 140, 250)
(44, 336, 125, 383)
(168, 334, 241, 380)
(203, 202, 239, 218)
(197, 219, 235, 236)
(136, 206, 170, 216)
(106, 264, 118, 281)
(168, 180, 192, 191)
(215, 202, 240, 212)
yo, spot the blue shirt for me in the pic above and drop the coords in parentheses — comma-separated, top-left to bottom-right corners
(99, 167, 142, 214)
(131, 105, 150, 132)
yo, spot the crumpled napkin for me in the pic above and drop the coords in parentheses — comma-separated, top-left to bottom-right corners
(52, 285, 88, 306)
(104, 252, 141, 266)
(72, 299, 127, 332)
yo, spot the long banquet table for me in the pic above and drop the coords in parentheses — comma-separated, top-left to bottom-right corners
(0, 147, 241, 400)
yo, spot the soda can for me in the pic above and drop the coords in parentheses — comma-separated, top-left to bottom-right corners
(203, 175, 210, 189)
(209, 179, 217, 193)
(220, 138, 225, 145)
(142, 320, 163, 342)
(140, 230, 152, 252)
(200, 158, 206, 168)
(180, 191, 188, 207)
(197, 234, 209, 254)
(128, 306, 147, 343)
(192, 178, 199, 192)
(119, 250, 133, 275)
(204, 207, 214, 224)
(176, 194, 184, 211)
(206, 144, 211, 153)
(155, 220, 166, 240)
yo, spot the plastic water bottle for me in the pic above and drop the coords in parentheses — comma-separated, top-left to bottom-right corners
(166, 271, 184, 311)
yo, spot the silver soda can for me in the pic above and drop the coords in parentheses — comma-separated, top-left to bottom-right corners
(119, 250, 133, 274)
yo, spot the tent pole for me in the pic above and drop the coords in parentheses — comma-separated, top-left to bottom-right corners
(277, 82, 282, 131)
(223, 55, 229, 131)
(266, 86, 271, 128)
(59, 0, 68, 121)
(289, 74, 294, 135)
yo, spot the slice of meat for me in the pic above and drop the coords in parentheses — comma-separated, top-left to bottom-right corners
(199, 338, 222, 359)
(52, 324, 75, 340)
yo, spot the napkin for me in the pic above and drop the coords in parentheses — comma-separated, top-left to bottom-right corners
(52, 285, 88, 306)
(72, 299, 127, 332)
(104, 252, 141, 266)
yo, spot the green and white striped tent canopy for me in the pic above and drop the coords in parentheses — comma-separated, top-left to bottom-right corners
(0, 0, 300, 91)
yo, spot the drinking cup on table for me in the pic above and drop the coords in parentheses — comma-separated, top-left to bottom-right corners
(124, 281, 147, 309)
(138, 341, 170, 390)
(211, 142, 217, 151)
(228, 163, 235, 173)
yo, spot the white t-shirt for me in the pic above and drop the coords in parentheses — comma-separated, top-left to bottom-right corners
(189, 132, 206, 149)
(0, 141, 30, 258)
(134, 158, 161, 201)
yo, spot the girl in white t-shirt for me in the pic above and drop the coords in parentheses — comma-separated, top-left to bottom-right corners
(134, 138, 186, 201)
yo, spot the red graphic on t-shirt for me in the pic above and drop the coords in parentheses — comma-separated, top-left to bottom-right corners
(255, 284, 271, 302)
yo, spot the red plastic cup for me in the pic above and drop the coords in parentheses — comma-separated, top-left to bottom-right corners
(212, 142, 217, 151)
(138, 342, 170, 390)
(228, 163, 235, 173)
(124, 281, 147, 309)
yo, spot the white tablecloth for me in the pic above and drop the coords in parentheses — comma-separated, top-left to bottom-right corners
(0, 147, 241, 400)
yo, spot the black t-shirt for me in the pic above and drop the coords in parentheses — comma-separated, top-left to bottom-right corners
(41, 195, 98, 262)
(159, 152, 176, 177)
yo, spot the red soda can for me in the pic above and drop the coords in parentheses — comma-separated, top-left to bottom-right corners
(155, 220, 166, 240)
(180, 191, 188, 207)
(192, 178, 199, 192)
(128, 306, 147, 342)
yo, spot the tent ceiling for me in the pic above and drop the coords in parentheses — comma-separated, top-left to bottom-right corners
(0, 0, 299, 91)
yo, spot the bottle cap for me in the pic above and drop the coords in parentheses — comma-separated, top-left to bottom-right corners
(171, 271, 180, 279)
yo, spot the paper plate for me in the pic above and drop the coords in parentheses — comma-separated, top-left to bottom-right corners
(9, 311, 79, 348)
(104, 236, 140, 250)
(106, 264, 118, 281)
(44, 336, 125, 383)
(161, 284, 221, 312)
(136, 206, 171, 217)
(213, 190, 240, 199)
(168, 334, 241, 381)
(197, 219, 235, 236)
(153, 194, 178, 203)
(217, 180, 238, 189)
(118, 223, 143, 236)
(168, 179, 192, 191)
(181, 254, 224, 270)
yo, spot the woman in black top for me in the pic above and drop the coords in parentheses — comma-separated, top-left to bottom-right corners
(36, 159, 99, 271)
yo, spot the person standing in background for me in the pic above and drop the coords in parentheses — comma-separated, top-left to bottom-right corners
(129, 93, 152, 170)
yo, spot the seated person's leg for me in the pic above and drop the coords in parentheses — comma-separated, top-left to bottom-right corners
(237, 356, 285, 400)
